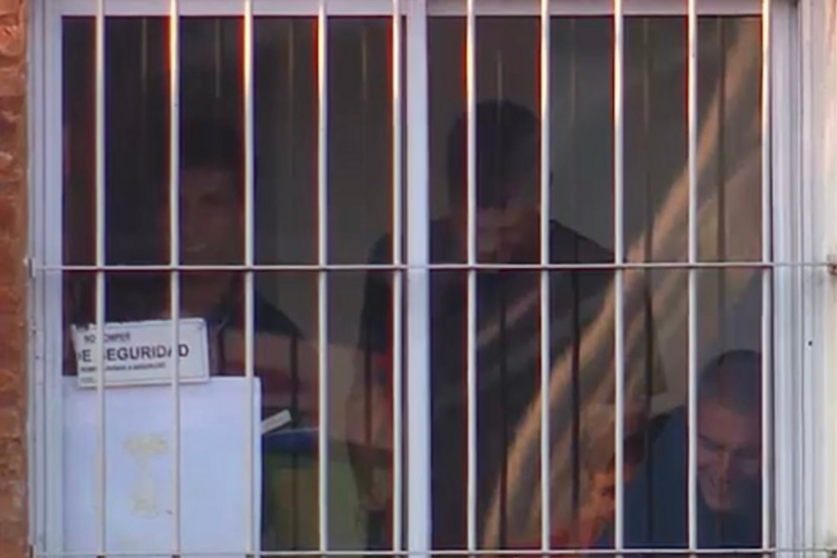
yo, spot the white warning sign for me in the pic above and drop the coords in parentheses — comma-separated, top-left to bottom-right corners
(72, 319, 210, 388)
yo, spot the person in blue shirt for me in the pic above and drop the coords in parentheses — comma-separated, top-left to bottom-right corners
(597, 349, 763, 555)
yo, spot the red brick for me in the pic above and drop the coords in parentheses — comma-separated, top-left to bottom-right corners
(0, 281, 23, 308)
(0, 23, 23, 58)
(0, 335, 22, 371)
(0, 235, 21, 269)
(0, 66, 23, 98)
(0, 408, 21, 439)
(0, 482, 24, 520)
(0, 0, 27, 553)
(0, 196, 19, 233)
(0, 0, 19, 17)
(0, 150, 12, 173)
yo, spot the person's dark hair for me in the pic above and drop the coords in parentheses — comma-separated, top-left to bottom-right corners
(699, 349, 762, 417)
(179, 118, 245, 197)
(446, 100, 539, 209)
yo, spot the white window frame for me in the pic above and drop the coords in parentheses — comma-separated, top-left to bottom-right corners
(25, 0, 837, 556)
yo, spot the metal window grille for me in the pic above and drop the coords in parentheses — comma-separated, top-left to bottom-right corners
(27, 0, 833, 557)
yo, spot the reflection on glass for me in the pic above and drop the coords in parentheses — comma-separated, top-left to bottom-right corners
(697, 17, 762, 263)
(622, 17, 762, 264)
(624, 17, 687, 263)
(426, 14, 766, 554)
(475, 269, 616, 551)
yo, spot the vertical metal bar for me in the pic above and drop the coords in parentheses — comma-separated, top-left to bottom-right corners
(43, 4, 66, 550)
(29, 0, 51, 549)
(243, 0, 257, 552)
(391, 0, 404, 551)
(612, 0, 626, 552)
(168, 0, 182, 552)
(405, 0, 431, 552)
(760, 0, 773, 550)
(539, 0, 552, 552)
(94, 0, 107, 552)
(317, 0, 330, 553)
(465, 0, 478, 553)
(686, 0, 699, 553)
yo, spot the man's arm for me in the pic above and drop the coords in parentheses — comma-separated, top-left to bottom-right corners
(347, 235, 395, 514)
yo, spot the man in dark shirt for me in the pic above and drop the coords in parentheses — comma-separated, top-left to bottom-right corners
(352, 100, 614, 550)
(172, 119, 313, 419)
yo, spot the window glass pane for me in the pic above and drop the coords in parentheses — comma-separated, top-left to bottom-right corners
(551, 17, 614, 261)
(427, 15, 617, 551)
(616, 269, 763, 549)
(255, 18, 317, 265)
(623, 17, 762, 264)
(624, 17, 687, 263)
(58, 10, 769, 557)
(424, 13, 767, 554)
(63, 17, 170, 267)
(327, 18, 395, 265)
(697, 17, 763, 263)
(62, 15, 389, 554)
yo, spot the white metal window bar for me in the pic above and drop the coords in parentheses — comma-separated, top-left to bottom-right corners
(27, 0, 836, 557)
(465, 1, 477, 554)
(166, 0, 183, 553)
(317, 0, 330, 554)
(760, 0, 774, 553)
(687, 0, 698, 555)
(391, 0, 405, 553)
(94, 0, 107, 552)
(613, 1, 626, 556)
(539, 0, 551, 555)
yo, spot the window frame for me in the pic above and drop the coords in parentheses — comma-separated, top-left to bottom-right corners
(26, 0, 834, 556)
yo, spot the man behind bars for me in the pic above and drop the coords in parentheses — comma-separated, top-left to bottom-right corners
(597, 349, 763, 553)
(166, 119, 319, 549)
(349, 100, 615, 550)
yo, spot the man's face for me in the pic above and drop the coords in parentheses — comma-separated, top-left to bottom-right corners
(452, 197, 538, 263)
(177, 168, 243, 265)
(696, 400, 761, 513)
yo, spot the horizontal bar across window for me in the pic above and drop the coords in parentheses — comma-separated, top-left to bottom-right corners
(58, 0, 405, 16)
(29, 546, 834, 557)
(39, 261, 830, 273)
(429, 0, 760, 16)
(56, 0, 761, 17)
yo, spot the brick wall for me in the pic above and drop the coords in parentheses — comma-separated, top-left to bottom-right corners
(0, 0, 27, 554)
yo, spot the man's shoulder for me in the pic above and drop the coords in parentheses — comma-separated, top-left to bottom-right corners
(548, 220, 612, 264)
(254, 296, 304, 339)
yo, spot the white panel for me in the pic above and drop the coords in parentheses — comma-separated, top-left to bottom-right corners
(62, 378, 260, 557)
